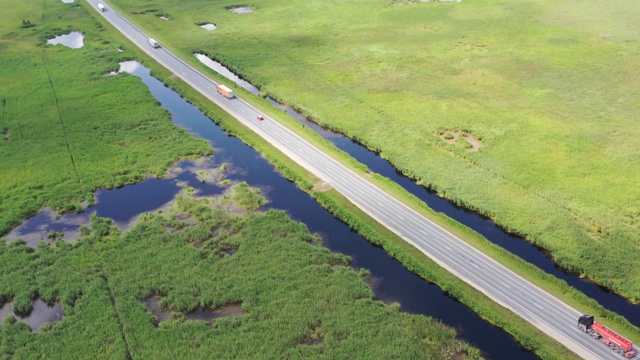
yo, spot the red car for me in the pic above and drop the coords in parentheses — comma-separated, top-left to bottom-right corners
(257, 115, 264, 121)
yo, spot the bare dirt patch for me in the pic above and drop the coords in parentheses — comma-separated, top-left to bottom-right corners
(312, 181, 332, 192)
(185, 302, 244, 325)
(143, 296, 244, 327)
(143, 296, 173, 327)
(438, 130, 483, 152)
(301, 323, 324, 346)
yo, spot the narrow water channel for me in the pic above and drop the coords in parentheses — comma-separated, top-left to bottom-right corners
(194, 54, 640, 329)
(116, 61, 536, 359)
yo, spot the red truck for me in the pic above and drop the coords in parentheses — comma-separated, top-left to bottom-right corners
(578, 315, 636, 358)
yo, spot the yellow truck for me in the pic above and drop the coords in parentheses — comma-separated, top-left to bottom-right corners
(216, 84, 234, 99)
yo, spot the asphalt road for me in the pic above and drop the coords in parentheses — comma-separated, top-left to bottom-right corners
(87, 2, 636, 359)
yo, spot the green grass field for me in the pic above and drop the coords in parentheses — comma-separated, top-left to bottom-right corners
(107, 0, 640, 301)
(0, 0, 211, 235)
(1, 194, 478, 359)
(0, 1, 480, 357)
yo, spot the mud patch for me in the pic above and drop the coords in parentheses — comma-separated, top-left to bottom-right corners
(306, 336, 323, 345)
(218, 242, 239, 256)
(301, 323, 324, 346)
(438, 130, 483, 151)
(185, 302, 244, 325)
(143, 297, 244, 327)
(143, 296, 173, 327)
(0, 299, 64, 332)
(226, 5, 253, 13)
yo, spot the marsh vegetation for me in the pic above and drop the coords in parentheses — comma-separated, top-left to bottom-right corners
(0, 0, 211, 236)
(1, 194, 478, 359)
(111, 0, 640, 302)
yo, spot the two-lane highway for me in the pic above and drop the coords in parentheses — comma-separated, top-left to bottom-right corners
(88, 2, 635, 359)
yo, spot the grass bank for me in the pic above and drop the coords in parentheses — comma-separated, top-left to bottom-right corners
(108, 0, 640, 302)
(0, 0, 211, 236)
(1, 193, 479, 359)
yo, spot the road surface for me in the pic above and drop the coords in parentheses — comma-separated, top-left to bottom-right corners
(87, 2, 636, 359)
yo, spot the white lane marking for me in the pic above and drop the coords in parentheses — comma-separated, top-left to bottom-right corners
(534, 302, 544, 310)
(501, 282, 511, 289)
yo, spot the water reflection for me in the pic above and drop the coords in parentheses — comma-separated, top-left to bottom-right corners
(4, 159, 224, 247)
(194, 54, 260, 95)
(46, 32, 84, 49)
(0, 299, 64, 332)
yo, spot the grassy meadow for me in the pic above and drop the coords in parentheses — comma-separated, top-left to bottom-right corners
(0, 0, 211, 236)
(107, 0, 640, 301)
(1, 194, 479, 359)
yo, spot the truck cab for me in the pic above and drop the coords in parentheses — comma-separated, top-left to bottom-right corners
(578, 315, 594, 332)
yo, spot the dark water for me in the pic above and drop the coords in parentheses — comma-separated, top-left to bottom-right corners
(0, 299, 64, 332)
(4, 158, 224, 246)
(263, 97, 640, 329)
(144, 296, 243, 326)
(116, 61, 536, 359)
(193, 53, 640, 328)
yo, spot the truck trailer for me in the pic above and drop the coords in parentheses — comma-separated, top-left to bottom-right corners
(148, 38, 159, 48)
(97, 3, 105, 11)
(578, 315, 636, 358)
(216, 84, 234, 99)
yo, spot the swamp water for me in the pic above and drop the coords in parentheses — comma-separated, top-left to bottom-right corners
(4, 60, 537, 359)
(46, 32, 84, 49)
(0, 299, 64, 332)
(113, 61, 536, 359)
(195, 53, 640, 329)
